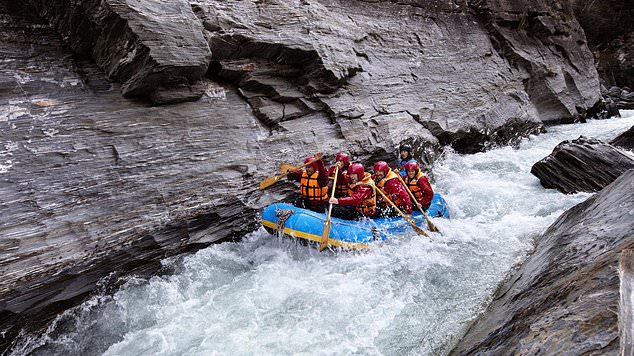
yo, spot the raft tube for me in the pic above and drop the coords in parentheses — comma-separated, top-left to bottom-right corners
(261, 193, 450, 250)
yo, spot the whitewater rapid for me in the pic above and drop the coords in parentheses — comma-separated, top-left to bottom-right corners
(12, 112, 634, 356)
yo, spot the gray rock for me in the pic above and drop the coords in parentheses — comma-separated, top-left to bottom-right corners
(606, 99, 622, 117)
(451, 169, 634, 355)
(611, 125, 634, 151)
(604, 85, 634, 109)
(0, 2, 264, 349)
(618, 249, 634, 354)
(25, 0, 212, 104)
(572, 0, 634, 96)
(531, 136, 634, 193)
(470, 0, 602, 124)
(195, 0, 603, 152)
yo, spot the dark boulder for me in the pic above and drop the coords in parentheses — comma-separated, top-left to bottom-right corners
(531, 136, 634, 193)
(605, 86, 634, 110)
(451, 169, 634, 355)
(611, 125, 634, 151)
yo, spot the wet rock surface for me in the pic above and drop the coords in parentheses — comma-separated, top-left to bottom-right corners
(451, 169, 634, 355)
(531, 136, 634, 193)
(611, 125, 634, 151)
(0, 0, 606, 351)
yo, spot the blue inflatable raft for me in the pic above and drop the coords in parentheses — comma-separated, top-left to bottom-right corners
(261, 193, 450, 250)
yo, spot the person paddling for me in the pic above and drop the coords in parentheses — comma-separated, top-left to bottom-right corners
(397, 144, 418, 177)
(287, 153, 329, 212)
(328, 152, 350, 198)
(373, 161, 412, 217)
(404, 161, 434, 211)
(328, 163, 377, 220)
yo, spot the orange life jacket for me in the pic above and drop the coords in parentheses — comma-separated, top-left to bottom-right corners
(347, 172, 376, 216)
(376, 170, 407, 209)
(300, 171, 328, 202)
(405, 170, 425, 204)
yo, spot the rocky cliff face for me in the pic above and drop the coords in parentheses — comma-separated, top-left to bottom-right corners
(572, 0, 634, 109)
(26, 0, 212, 105)
(0, 0, 605, 351)
(572, 0, 634, 88)
(451, 169, 634, 355)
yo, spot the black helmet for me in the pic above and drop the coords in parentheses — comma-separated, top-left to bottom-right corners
(399, 144, 412, 153)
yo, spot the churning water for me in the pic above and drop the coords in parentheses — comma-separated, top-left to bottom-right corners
(11, 112, 634, 356)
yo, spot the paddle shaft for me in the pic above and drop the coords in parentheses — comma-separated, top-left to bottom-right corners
(393, 170, 441, 234)
(374, 185, 429, 238)
(320, 166, 339, 251)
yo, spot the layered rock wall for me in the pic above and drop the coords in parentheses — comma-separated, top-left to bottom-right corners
(26, 0, 212, 104)
(572, 0, 634, 91)
(471, 0, 602, 123)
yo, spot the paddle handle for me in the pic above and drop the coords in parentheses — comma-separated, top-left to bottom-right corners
(327, 167, 338, 216)
(393, 169, 441, 234)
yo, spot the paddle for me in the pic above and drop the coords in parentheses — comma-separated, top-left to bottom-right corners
(393, 170, 441, 234)
(374, 185, 430, 238)
(320, 166, 339, 252)
(279, 162, 299, 173)
(259, 155, 322, 190)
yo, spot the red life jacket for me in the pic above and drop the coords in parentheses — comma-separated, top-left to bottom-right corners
(347, 173, 376, 216)
(376, 170, 408, 209)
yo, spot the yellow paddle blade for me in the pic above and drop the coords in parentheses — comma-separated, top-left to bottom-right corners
(279, 163, 299, 173)
(320, 221, 331, 251)
(426, 217, 440, 233)
(409, 220, 430, 237)
(259, 174, 282, 190)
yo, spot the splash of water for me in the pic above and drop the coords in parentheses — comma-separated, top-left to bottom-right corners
(12, 112, 634, 356)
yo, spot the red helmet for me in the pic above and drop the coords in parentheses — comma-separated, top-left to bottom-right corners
(304, 156, 318, 170)
(347, 163, 365, 179)
(373, 161, 390, 175)
(335, 152, 350, 165)
(405, 161, 419, 172)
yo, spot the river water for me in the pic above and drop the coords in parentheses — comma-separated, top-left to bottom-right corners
(11, 111, 634, 356)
